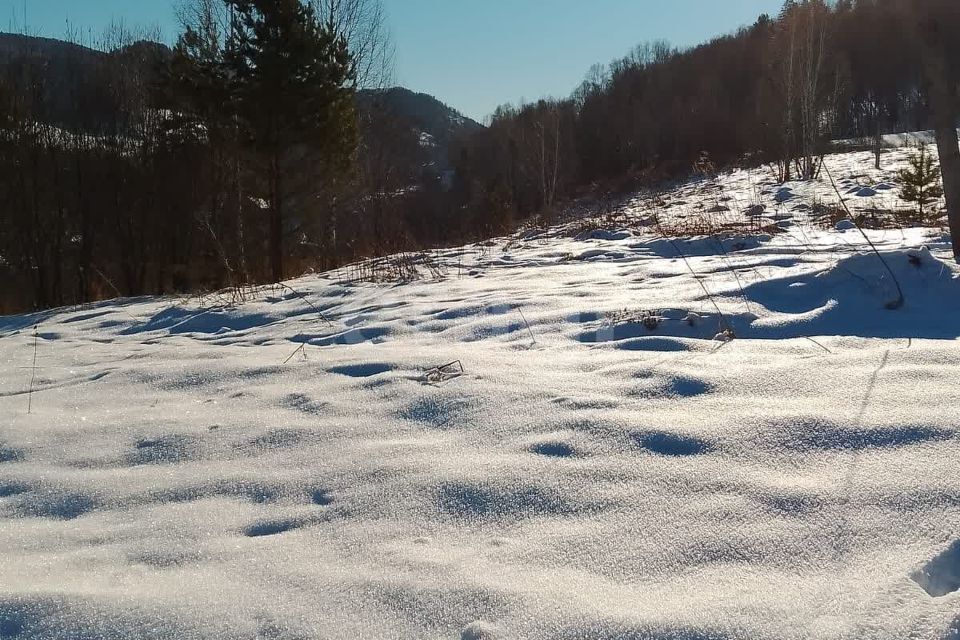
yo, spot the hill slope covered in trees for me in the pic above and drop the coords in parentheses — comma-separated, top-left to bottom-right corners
(0, 32, 481, 313)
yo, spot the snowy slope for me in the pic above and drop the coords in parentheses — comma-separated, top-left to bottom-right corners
(2, 147, 960, 640)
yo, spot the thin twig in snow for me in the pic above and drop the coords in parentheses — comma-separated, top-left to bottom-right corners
(278, 282, 334, 327)
(804, 337, 832, 354)
(710, 237, 753, 315)
(517, 306, 537, 345)
(664, 236, 730, 334)
(27, 325, 39, 414)
(283, 343, 308, 365)
(822, 159, 905, 309)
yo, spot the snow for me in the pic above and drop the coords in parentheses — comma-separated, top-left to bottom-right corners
(831, 129, 957, 151)
(419, 130, 437, 148)
(2, 146, 960, 639)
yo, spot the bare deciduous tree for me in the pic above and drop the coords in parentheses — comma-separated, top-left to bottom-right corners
(311, 0, 394, 89)
(771, 0, 838, 182)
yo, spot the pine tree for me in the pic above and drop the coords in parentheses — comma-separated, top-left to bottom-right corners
(898, 144, 944, 225)
(224, 0, 357, 282)
(165, 0, 358, 284)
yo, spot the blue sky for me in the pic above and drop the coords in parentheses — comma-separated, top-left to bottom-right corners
(1, 0, 783, 122)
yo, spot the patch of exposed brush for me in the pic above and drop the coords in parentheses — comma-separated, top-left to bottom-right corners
(342, 252, 446, 284)
(605, 308, 663, 332)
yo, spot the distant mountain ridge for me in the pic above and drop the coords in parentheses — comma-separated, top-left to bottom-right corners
(0, 32, 98, 57)
(358, 87, 482, 176)
(0, 32, 170, 63)
(359, 87, 482, 142)
(0, 33, 174, 133)
(0, 33, 482, 170)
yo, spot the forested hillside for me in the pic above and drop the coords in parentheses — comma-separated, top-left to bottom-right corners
(1, 0, 959, 313)
(0, 27, 478, 312)
(453, 0, 959, 225)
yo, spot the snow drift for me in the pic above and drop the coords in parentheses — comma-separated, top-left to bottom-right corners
(2, 148, 960, 639)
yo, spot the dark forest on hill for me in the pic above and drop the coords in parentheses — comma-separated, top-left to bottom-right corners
(1, 0, 959, 312)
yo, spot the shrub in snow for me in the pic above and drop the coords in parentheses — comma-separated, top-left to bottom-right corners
(461, 621, 503, 640)
(898, 144, 944, 225)
(713, 328, 736, 342)
(605, 309, 662, 332)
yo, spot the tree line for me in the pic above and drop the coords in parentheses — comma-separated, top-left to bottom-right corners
(0, 0, 426, 312)
(451, 0, 960, 251)
(1, 0, 959, 313)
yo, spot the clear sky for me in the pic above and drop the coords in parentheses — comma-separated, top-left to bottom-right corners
(1, 0, 784, 122)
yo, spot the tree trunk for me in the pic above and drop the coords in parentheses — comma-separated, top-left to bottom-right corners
(933, 124, 960, 261)
(269, 156, 284, 282)
(77, 152, 92, 303)
(874, 109, 882, 170)
(235, 153, 248, 284)
(919, 4, 960, 261)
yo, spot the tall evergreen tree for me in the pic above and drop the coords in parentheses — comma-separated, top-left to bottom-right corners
(224, 0, 357, 282)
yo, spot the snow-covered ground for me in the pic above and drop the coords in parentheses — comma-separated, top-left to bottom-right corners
(2, 147, 960, 640)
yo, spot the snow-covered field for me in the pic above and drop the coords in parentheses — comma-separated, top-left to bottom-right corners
(2, 147, 960, 639)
